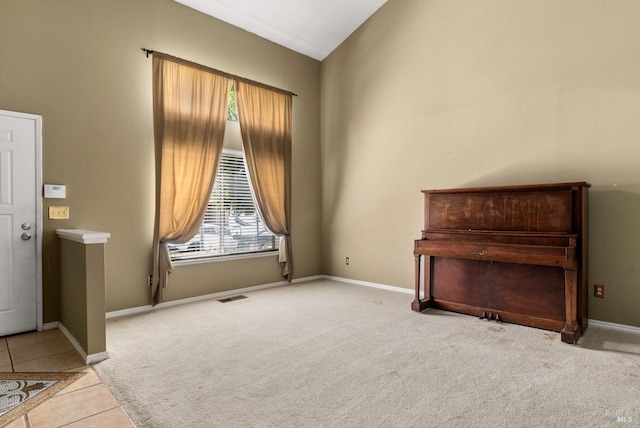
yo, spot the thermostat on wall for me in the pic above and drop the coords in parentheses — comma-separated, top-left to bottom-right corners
(44, 184, 66, 199)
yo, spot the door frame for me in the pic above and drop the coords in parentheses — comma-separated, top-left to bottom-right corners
(0, 109, 43, 331)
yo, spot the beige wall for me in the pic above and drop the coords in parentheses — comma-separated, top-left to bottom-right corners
(321, 0, 640, 327)
(0, 0, 322, 318)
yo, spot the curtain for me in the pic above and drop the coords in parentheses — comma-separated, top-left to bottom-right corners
(235, 81, 293, 281)
(151, 53, 231, 305)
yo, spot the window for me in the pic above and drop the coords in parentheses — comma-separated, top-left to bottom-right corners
(227, 85, 238, 121)
(168, 149, 279, 261)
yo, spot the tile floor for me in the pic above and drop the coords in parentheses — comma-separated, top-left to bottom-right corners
(1, 329, 134, 427)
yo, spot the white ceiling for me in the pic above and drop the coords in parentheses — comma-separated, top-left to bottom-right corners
(174, 0, 389, 61)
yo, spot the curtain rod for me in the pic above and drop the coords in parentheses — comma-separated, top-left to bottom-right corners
(141, 48, 297, 97)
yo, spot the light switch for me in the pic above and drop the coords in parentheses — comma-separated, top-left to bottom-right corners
(49, 206, 69, 219)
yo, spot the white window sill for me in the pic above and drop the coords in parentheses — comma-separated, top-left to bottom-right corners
(171, 250, 278, 266)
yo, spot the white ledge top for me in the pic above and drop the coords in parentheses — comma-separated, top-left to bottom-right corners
(56, 229, 111, 244)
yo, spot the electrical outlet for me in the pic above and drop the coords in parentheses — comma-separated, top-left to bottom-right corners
(345, 257, 350, 266)
(594, 284, 605, 298)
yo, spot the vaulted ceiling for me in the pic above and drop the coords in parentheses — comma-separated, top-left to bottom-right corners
(173, 0, 389, 61)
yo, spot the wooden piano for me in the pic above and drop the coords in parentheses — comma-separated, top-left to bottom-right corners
(413, 182, 590, 344)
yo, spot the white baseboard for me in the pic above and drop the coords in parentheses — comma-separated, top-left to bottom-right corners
(106, 275, 324, 320)
(588, 319, 640, 334)
(45, 321, 109, 364)
(106, 304, 154, 320)
(322, 275, 413, 295)
(42, 322, 59, 331)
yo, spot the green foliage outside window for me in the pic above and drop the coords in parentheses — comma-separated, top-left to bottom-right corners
(227, 85, 238, 121)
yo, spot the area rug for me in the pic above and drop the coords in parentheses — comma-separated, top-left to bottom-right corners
(0, 372, 84, 426)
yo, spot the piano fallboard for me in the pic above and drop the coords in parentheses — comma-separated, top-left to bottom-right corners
(414, 238, 577, 268)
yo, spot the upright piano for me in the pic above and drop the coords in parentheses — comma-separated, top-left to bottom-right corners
(413, 182, 589, 344)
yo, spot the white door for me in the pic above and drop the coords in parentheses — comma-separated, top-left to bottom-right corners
(0, 110, 42, 336)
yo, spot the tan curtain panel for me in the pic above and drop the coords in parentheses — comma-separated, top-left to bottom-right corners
(151, 53, 231, 305)
(235, 81, 293, 280)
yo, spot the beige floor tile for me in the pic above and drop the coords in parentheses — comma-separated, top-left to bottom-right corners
(3, 415, 27, 428)
(9, 337, 74, 364)
(26, 384, 120, 428)
(13, 350, 85, 372)
(6, 329, 63, 349)
(2, 331, 131, 428)
(64, 407, 136, 427)
(60, 366, 102, 394)
(0, 349, 11, 367)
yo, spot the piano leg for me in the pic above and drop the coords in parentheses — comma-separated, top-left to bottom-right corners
(561, 268, 581, 344)
(412, 254, 430, 312)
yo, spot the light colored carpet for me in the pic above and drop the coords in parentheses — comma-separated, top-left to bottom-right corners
(93, 279, 640, 427)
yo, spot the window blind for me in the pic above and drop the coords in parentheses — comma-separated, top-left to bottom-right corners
(168, 150, 278, 260)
